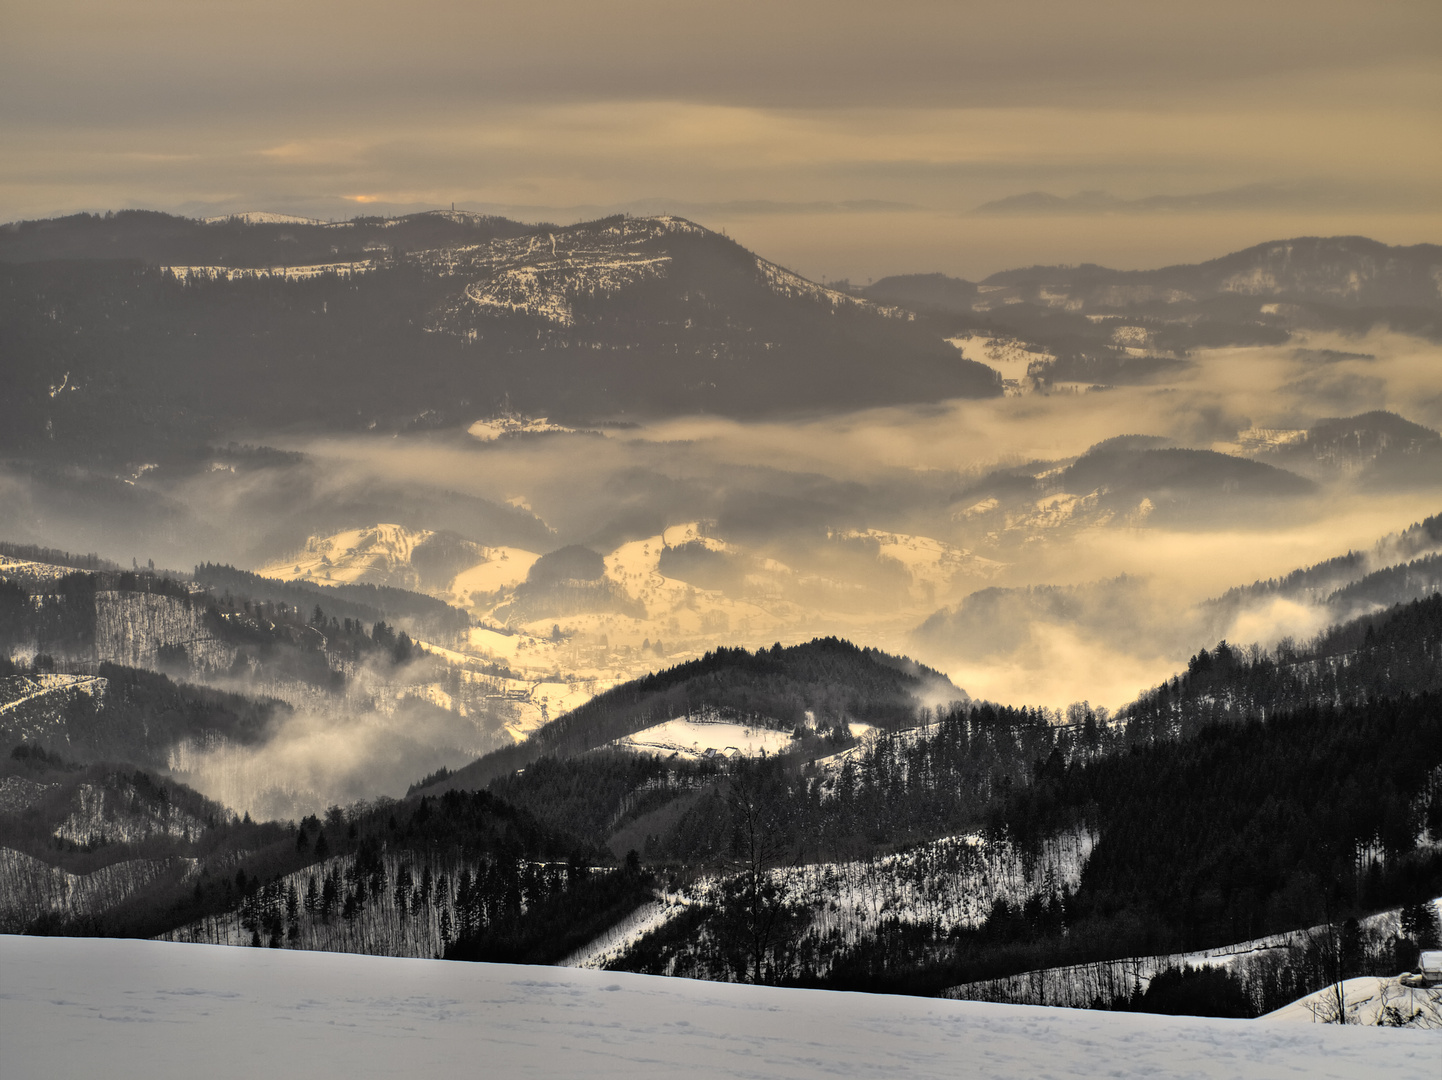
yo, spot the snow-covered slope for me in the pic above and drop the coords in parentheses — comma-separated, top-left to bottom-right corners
(446, 546, 540, 601)
(456, 228, 672, 326)
(1, 936, 1432, 1080)
(161, 261, 374, 281)
(50, 777, 211, 847)
(94, 590, 232, 671)
(560, 890, 694, 969)
(200, 212, 326, 226)
(613, 717, 797, 760)
(608, 829, 1093, 982)
(256, 523, 436, 587)
(0, 849, 194, 931)
(1264, 976, 1442, 1027)
(0, 554, 83, 585)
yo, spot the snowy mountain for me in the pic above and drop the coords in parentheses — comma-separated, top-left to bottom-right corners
(0, 210, 999, 465)
(873, 237, 1442, 314)
(863, 237, 1442, 389)
(4, 195, 1442, 1028)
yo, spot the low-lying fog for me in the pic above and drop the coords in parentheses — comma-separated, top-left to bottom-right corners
(5, 328, 1440, 816)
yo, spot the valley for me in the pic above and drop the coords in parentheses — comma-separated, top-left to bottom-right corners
(2, 210, 1440, 1036)
(8, 2, 1442, 1073)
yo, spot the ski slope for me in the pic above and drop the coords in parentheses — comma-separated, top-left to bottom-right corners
(1, 936, 1432, 1080)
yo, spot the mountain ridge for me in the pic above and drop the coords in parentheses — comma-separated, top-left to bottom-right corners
(0, 211, 1000, 463)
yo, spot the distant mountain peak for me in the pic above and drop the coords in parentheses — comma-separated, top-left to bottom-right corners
(973, 190, 1121, 215)
(427, 213, 913, 331)
(971, 183, 1358, 217)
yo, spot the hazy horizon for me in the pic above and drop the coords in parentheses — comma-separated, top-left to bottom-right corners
(5, 1, 1438, 279)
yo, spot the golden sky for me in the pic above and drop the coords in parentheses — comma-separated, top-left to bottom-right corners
(3, 0, 1438, 277)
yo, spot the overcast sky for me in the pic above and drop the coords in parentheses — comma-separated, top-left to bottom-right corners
(4, 0, 1438, 278)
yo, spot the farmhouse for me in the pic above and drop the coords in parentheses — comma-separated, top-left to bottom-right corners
(1400, 950, 1442, 988)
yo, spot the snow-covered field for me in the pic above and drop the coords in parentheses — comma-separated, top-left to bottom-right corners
(255, 522, 435, 586)
(1, 936, 1433, 1079)
(615, 717, 797, 759)
(447, 548, 540, 603)
(947, 334, 1053, 392)
(0, 555, 80, 585)
(1265, 976, 1442, 1027)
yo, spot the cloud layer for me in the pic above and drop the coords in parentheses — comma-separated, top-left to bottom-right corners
(4, 2, 1438, 276)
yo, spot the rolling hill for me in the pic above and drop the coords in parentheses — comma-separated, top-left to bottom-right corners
(862, 237, 1442, 386)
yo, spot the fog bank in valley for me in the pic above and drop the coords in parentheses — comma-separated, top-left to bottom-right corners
(4, 330, 1439, 815)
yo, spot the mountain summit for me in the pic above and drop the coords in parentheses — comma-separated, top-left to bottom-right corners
(0, 211, 998, 462)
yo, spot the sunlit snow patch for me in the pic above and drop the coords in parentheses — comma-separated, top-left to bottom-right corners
(467, 416, 578, 441)
(613, 717, 796, 760)
(255, 524, 433, 586)
(162, 262, 374, 282)
(200, 212, 326, 226)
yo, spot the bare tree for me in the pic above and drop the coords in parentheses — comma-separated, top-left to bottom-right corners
(1304, 921, 1353, 1024)
(715, 767, 801, 984)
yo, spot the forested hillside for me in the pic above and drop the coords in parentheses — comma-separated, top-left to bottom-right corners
(0, 554, 533, 822)
(194, 563, 471, 635)
(1122, 593, 1442, 740)
(861, 237, 1442, 388)
(533, 596, 1442, 1008)
(420, 637, 965, 794)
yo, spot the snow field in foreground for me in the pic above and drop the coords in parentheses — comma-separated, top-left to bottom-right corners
(1, 936, 1435, 1080)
